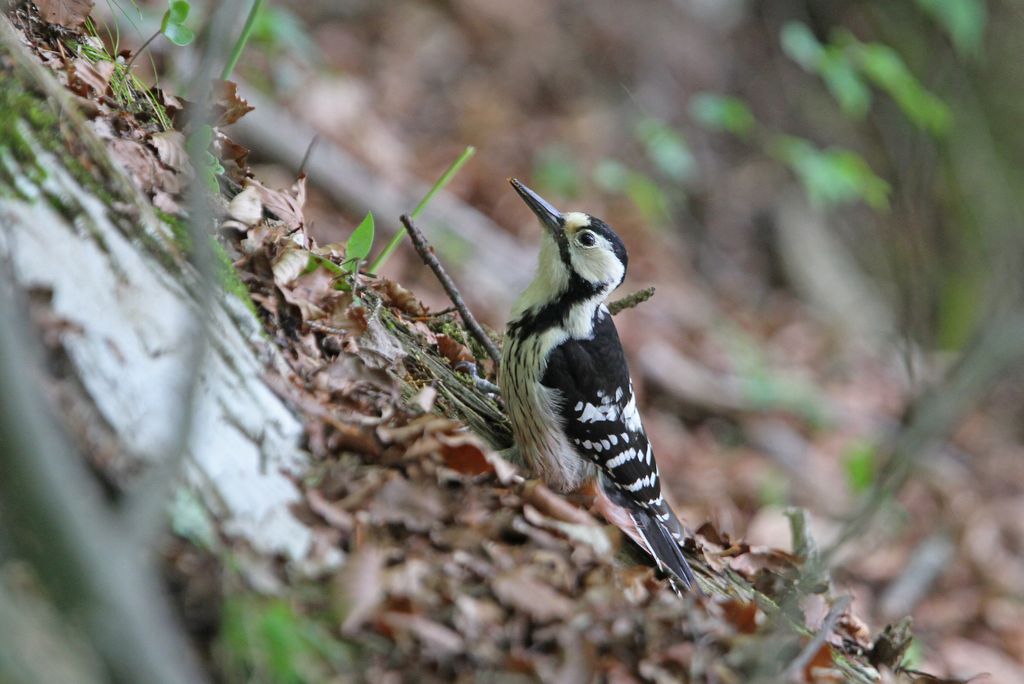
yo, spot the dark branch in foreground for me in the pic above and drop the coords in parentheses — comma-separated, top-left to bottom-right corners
(400, 214, 503, 367)
(609, 286, 655, 315)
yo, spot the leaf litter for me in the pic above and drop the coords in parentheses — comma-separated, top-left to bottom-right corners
(7, 3, 1002, 682)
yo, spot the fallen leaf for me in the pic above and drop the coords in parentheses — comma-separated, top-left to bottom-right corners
(437, 334, 474, 367)
(435, 430, 493, 475)
(491, 568, 574, 622)
(246, 176, 306, 231)
(210, 79, 254, 126)
(68, 58, 113, 96)
(367, 476, 445, 531)
(271, 243, 312, 286)
(108, 138, 163, 194)
(381, 279, 427, 317)
(522, 481, 598, 527)
(379, 612, 464, 655)
(720, 600, 759, 634)
(37, 0, 94, 29)
(150, 131, 190, 175)
(803, 643, 836, 682)
(227, 185, 263, 225)
(215, 131, 249, 168)
(333, 545, 386, 634)
(307, 489, 354, 531)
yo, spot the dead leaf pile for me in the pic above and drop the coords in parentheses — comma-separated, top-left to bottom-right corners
(12, 2, 1008, 682)
(11, 2, 253, 215)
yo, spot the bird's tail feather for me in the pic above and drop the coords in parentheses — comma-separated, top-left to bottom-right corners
(628, 508, 697, 593)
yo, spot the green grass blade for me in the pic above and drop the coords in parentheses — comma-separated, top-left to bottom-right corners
(221, 0, 265, 81)
(367, 145, 475, 274)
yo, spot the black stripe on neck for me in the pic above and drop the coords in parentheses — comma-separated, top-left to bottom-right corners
(509, 272, 605, 339)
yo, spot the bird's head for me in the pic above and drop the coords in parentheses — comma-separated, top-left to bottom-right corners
(509, 178, 628, 310)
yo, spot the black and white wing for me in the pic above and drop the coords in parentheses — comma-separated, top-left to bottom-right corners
(541, 310, 696, 590)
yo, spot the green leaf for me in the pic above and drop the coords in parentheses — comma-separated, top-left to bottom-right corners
(344, 212, 375, 273)
(843, 442, 877, 493)
(771, 135, 890, 210)
(914, 0, 986, 58)
(819, 47, 871, 117)
(166, 0, 190, 25)
(624, 173, 669, 225)
(366, 146, 475, 274)
(163, 22, 195, 47)
(635, 118, 695, 182)
(850, 40, 951, 135)
(780, 21, 824, 70)
(689, 93, 755, 137)
(782, 22, 870, 118)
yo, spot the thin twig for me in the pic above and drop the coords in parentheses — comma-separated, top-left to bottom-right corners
(609, 286, 655, 315)
(400, 214, 502, 367)
(297, 134, 319, 177)
(784, 595, 852, 681)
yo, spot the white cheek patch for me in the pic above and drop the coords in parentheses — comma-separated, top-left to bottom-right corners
(569, 238, 625, 288)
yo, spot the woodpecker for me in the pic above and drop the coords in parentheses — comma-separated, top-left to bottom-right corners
(500, 178, 697, 593)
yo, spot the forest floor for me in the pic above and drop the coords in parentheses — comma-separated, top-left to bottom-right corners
(8, 1, 1024, 683)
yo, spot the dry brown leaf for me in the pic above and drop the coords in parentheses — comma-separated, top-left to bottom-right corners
(378, 612, 464, 655)
(246, 176, 306, 231)
(211, 79, 255, 126)
(436, 334, 474, 367)
(354, 313, 407, 369)
(109, 138, 161, 192)
(214, 130, 249, 168)
(150, 131, 190, 175)
(68, 58, 113, 96)
(307, 489, 354, 531)
(491, 568, 574, 622)
(720, 600, 759, 634)
(271, 242, 312, 286)
(334, 545, 386, 634)
(37, 0, 94, 28)
(522, 481, 597, 527)
(435, 430, 493, 475)
(227, 186, 264, 226)
(803, 643, 837, 682)
(381, 279, 427, 317)
(367, 476, 445, 531)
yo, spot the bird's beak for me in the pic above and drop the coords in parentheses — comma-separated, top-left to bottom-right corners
(509, 178, 563, 238)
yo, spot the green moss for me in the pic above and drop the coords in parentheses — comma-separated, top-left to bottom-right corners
(0, 73, 121, 207)
(211, 238, 259, 318)
(217, 594, 358, 683)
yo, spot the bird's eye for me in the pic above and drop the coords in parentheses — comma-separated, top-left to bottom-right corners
(577, 231, 597, 247)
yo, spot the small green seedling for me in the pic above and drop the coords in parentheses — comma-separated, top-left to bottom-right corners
(306, 212, 376, 295)
(335, 212, 375, 294)
(124, 1, 195, 73)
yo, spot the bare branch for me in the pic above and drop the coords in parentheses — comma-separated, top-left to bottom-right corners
(400, 213, 502, 367)
(784, 595, 852, 681)
(608, 286, 655, 315)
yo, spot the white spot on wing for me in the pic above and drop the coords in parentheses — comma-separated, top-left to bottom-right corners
(622, 391, 642, 432)
(626, 474, 656, 492)
(606, 448, 635, 468)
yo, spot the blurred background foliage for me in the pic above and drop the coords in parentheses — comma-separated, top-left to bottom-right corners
(85, 0, 1024, 678)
